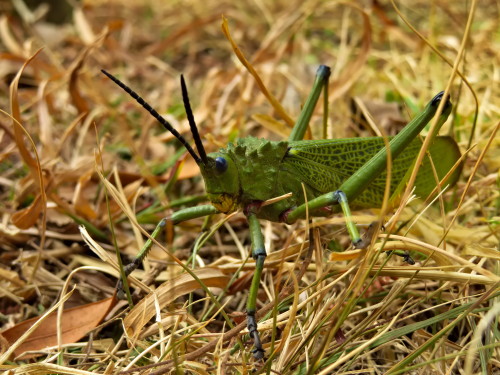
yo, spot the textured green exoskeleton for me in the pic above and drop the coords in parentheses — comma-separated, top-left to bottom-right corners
(101, 66, 461, 360)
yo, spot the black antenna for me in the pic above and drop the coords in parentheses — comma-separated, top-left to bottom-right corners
(180, 75, 208, 164)
(101, 69, 202, 165)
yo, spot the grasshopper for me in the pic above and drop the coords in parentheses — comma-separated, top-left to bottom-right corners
(101, 65, 460, 359)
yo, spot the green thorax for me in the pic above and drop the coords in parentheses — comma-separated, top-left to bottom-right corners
(226, 137, 289, 202)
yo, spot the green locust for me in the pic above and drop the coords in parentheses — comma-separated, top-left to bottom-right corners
(101, 66, 460, 359)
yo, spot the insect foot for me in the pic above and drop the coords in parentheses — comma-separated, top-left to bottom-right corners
(247, 313, 265, 360)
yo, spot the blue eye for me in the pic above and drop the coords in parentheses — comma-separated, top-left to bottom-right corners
(215, 157, 228, 173)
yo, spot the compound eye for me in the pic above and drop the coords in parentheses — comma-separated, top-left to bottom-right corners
(215, 157, 228, 173)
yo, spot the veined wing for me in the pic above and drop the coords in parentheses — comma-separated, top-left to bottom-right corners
(413, 136, 462, 198)
(285, 137, 430, 208)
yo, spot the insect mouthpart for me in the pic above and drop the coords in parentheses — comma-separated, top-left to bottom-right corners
(208, 193, 239, 214)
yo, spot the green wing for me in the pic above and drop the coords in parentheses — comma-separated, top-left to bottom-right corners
(413, 137, 462, 198)
(285, 136, 460, 208)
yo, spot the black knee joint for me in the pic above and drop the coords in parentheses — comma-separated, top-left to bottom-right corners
(252, 248, 267, 261)
(244, 201, 263, 216)
(333, 190, 347, 203)
(353, 238, 364, 249)
(247, 310, 257, 332)
(430, 91, 451, 111)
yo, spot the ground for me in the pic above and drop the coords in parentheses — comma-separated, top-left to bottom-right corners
(0, 1, 499, 374)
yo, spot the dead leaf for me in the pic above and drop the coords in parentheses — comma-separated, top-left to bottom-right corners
(177, 157, 200, 180)
(11, 194, 43, 229)
(69, 58, 90, 115)
(0, 16, 23, 55)
(330, 4, 371, 101)
(74, 168, 98, 220)
(124, 268, 230, 336)
(351, 97, 406, 136)
(74, 7, 96, 44)
(221, 17, 294, 127)
(0, 296, 116, 359)
(329, 249, 363, 261)
(10, 49, 42, 172)
(252, 113, 290, 139)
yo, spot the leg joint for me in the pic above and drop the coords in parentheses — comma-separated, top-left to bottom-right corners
(353, 238, 364, 249)
(333, 190, 347, 203)
(247, 309, 257, 331)
(252, 248, 267, 261)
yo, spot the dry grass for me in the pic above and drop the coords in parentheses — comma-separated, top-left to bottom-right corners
(0, 0, 499, 374)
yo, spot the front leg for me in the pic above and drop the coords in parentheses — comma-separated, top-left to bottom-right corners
(245, 209, 267, 360)
(116, 204, 219, 300)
